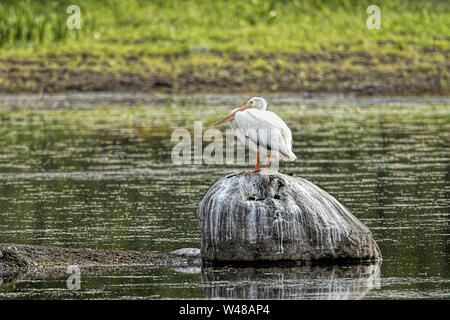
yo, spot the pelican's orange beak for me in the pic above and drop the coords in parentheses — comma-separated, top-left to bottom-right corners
(214, 104, 250, 126)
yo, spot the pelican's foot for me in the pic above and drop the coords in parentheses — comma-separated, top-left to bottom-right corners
(245, 169, 261, 174)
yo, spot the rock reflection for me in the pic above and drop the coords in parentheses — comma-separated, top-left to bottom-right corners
(202, 262, 381, 300)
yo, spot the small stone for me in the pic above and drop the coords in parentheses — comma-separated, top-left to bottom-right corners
(170, 248, 201, 258)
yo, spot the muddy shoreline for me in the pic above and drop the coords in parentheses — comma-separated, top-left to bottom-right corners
(1, 50, 448, 95)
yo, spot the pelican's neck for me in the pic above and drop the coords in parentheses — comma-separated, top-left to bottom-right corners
(258, 101, 268, 111)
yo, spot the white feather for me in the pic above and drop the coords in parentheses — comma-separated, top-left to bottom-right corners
(231, 108, 297, 161)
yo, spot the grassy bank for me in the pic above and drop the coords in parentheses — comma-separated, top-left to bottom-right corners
(0, 0, 448, 94)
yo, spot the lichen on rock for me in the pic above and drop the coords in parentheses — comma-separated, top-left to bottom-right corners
(197, 172, 381, 264)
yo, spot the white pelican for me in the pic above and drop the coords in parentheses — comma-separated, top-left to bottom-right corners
(214, 97, 296, 173)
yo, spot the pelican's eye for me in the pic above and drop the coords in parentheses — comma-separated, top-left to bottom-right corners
(249, 101, 253, 105)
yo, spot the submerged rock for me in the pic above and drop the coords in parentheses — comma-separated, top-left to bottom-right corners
(197, 172, 381, 263)
(0, 243, 202, 279)
(0, 247, 37, 276)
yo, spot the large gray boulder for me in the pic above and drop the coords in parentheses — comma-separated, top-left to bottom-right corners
(197, 172, 381, 263)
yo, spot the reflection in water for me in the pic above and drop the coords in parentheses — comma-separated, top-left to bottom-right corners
(202, 263, 381, 300)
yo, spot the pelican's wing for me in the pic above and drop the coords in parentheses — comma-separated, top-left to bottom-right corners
(234, 109, 295, 159)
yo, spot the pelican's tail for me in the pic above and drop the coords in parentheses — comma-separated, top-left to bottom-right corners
(279, 151, 297, 162)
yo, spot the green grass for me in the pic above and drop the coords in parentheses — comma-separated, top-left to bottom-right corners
(1, 0, 448, 55)
(0, 0, 448, 93)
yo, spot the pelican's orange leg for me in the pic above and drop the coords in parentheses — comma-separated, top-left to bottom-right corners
(265, 153, 271, 169)
(246, 151, 261, 173)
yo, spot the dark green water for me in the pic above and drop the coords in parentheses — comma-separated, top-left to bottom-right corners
(0, 94, 448, 299)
